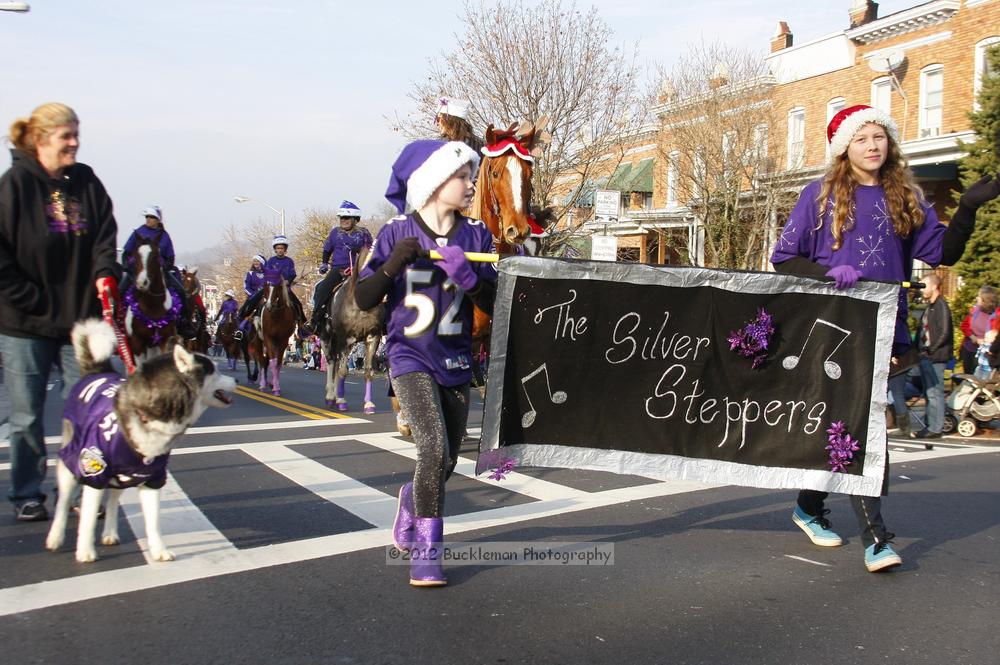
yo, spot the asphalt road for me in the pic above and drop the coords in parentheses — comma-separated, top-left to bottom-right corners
(1, 358, 998, 665)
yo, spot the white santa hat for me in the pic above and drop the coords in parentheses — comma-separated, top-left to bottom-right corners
(437, 97, 471, 120)
(337, 200, 362, 218)
(384, 140, 480, 214)
(826, 104, 899, 163)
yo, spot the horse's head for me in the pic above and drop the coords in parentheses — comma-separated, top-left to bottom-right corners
(262, 269, 288, 310)
(480, 117, 551, 249)
(133, 232, 164, 293)
(181, 268, 200, 298)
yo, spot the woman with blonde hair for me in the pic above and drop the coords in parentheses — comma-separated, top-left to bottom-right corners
(771, 104, 999, 572)
(0, 102, 119, 521)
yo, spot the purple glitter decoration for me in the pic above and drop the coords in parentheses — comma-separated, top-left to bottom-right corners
(124, 285, 183, 345)
(480, 450, 517, 481)
(727, 307, 774, 369)
(825, 420, 860, 473)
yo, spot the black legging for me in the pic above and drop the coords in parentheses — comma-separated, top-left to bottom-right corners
(392, 371, 470, 518)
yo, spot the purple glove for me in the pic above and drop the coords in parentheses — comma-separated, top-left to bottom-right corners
(825, 265, 862, 289)
(318, 263, 329, 274)
(437, 245, 477, 291)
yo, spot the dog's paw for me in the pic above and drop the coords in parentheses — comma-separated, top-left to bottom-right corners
(75, 548, 98, 563)
(150, 548, 176, 562)
(45, 533, 64, 551)
(101, 534, 120, 546)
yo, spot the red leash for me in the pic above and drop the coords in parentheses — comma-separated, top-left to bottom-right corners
(96, 277, 136, 375)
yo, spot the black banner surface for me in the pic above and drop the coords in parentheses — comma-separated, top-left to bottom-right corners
(477, 257, 898, 497)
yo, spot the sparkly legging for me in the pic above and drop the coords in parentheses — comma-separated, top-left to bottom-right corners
(392, 371, 470, 518)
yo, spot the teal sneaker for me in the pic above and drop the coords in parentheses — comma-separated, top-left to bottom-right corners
(865, 537, 902, 572)
(792, 505, 843, 547)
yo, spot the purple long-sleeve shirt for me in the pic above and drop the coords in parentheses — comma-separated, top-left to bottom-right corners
(771, 179, 945, 349)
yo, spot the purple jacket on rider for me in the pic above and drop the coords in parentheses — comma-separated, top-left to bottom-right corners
(323, 227, 373, 270)
(217, 297, 239, 323)
(265, 255, 296, 285)
(122, 223, 176, 269)
(244, 269, 265, 296)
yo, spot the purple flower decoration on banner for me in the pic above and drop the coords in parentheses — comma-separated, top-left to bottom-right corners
(488, 457, 517, 481)
(825, 420, 860, 473)
(727, 307, 775, 369)
(480, 449, 517, 481)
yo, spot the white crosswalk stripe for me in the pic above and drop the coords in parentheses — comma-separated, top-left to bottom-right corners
(1, 420, 997, 617)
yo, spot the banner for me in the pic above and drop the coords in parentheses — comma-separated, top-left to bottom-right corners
(476, 257, 899, 497)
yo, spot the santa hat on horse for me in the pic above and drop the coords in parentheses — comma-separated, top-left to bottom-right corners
(384, 139, 480, 214)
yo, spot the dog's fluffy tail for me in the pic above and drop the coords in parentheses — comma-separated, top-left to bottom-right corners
(71, 319, 117, 376)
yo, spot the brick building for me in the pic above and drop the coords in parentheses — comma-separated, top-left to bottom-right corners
(556, 0, 999, 273)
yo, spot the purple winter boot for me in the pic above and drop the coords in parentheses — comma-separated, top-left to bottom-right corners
(409, 517, 446, 587)
(392, 482, 414, 550)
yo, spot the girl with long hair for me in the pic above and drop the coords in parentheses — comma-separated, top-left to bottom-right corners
(771, 104, 999, 572)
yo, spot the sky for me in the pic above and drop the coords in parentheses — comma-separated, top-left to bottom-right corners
(1, 0, 916, 255)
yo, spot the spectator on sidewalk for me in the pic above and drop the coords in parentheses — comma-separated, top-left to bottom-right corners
(959, 286, 998, 376)
(913, 273, 952, 443)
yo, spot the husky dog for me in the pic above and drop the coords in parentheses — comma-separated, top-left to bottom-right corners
(46, 319, 236, 563)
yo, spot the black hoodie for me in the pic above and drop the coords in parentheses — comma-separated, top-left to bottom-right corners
(0, 149, 120, 340)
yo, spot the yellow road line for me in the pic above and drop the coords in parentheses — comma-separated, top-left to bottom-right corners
(233, 386, 352, 420)
(238, 386, 354, 419)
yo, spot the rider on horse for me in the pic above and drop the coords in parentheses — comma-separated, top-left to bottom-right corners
(236, 235, 308, 331)
(308, 200, 373, 332)
(213, 288, 238, 343)
(119, 206, 197, 339)
(233, 254, 266, 341)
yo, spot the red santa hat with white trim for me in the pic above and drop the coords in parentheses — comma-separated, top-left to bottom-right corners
(826, 104, 899, 163)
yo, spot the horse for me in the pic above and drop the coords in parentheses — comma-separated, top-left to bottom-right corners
(247, 270, 296, 395)
(318, 247, 384, 414)
(215, 309, 243, 372)
(123, 232, 182, 363)
(469, 118, 551, 391)
(180, 268, 210, 353)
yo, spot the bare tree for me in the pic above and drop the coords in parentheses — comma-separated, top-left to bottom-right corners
(396, 0, 649, 235)
(655, 43, 796, 269)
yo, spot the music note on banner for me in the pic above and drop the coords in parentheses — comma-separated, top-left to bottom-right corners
(782, 318, 852, 380)
(520, 363, 567, 428)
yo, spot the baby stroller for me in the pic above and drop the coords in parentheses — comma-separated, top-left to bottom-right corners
(944, 371, 1000, 437)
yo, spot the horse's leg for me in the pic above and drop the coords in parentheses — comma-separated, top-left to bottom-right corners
(269, 348, 281, 396)
(336, 353, 349, 411)
(258, 348, 268, 391)
(363, 334, 377, 415)
(323, 338, 338, 406)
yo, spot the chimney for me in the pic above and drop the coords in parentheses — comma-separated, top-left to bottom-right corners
(849, 0, 878, 28)
(771, 21, 793, 53)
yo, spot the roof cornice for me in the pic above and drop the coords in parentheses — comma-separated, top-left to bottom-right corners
(846, 0, 960, 45)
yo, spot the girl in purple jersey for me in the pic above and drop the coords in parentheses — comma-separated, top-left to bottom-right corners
(356, 139, 496, 587)
(770, 104, 999, 572)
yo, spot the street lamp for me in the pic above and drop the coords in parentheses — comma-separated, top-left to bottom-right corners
(0, 2, 30, 11)
(234, 195, 285, 235)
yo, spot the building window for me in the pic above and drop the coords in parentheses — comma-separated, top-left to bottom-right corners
(692, 148, 706, 200)
(919, 64, 944, 138)
(786, 107, 805, 170)
(871, 77, 892, 115)
(826, 97, 846, 158)
(666, 150, 679, 206)
(975, 37, 1000, 110)
(722, 130, 737, 183)
(643, 193, 654, 210)
(752, 124, 769, 183)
